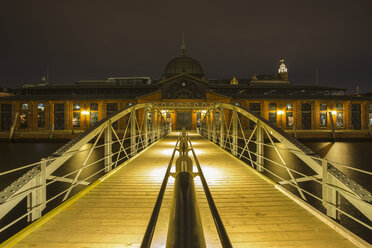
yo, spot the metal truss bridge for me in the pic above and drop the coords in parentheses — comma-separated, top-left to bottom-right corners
(0, 102, 371, 247)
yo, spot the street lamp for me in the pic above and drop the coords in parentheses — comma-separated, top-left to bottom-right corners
(277, 110, 284, 128)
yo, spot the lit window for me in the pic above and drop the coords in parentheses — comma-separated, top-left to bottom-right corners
(37, 103, 46, 128)
(336, 103, 343, 111)
(320, 112, 327, 127)
(269, 103, 277, 111)
(38, 103, 45, 112)
(286, 112, 293, 127)
(319, 104, 327, 111)
(286, 103, 293, 111)
(20, 103, 28, 110)
(90, 103, 98, 111)
(269, 112, 276, 125)
(73, 103, 81, 111)
(336, 112, 344, 128)
(90, 112, 98, 127)
(20, 113, 27, 129)
(73, 112, 80, 127)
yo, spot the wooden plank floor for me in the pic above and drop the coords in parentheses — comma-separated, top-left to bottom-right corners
(13, 132, 357, 248)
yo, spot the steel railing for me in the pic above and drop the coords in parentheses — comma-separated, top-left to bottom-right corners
(0, 104, 170, 242)
(197, 103, 372, 242)
(141, 131, 232, 248)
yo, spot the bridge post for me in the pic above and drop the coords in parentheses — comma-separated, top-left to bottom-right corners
(104, 120, 112, 173)
(212, 109, 217, 143)
(131, 107, 137, 156)
(219, 107, 224, 148)
(328, 112, 336, 140)
(322, 159, 340, 220)
(256, 120, 264, 172)
(27, 158, 46, 222)
(144, 106, 149, 148)
(207, 111, 211, 140)
(151, 111, 156, 143)
(232, 106, 238, 156)
(157, 110, 161, 139)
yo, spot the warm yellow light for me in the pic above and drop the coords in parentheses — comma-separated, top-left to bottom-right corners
(160, 149, 176, 156)
(81, 110, 90, 115)
(201, 110, 207, 114)
(331, 111, 337, 115)
(161, 110, 166, 114)
(277, 110, 284, 115)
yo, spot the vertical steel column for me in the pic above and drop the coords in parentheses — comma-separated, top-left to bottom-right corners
(27, 158, 46, 221)
(151, 111, 156, 143)
(329, 112, 336, 140)
(131, 107, 137, 156)
(322, 159, 340, 219)
(212, 109, 217, 143)
(104, 120, 112, 173)
(207, 112, 211, 140)
(232, 106, 238, 156)
(256, 120, 264, 172)
(144, 106, 149, 148)
(219, 107, 224, 148)
(157, 111, 161, 139)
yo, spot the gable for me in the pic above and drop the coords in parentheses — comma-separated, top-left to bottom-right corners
(159, 74, 207, 99)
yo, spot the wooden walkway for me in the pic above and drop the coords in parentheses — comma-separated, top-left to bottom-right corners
(11, 133, 357, 248)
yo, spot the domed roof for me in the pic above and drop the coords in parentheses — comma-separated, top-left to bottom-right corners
(164, 56, 204, 78)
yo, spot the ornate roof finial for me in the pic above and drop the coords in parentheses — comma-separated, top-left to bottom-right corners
(230, 77, 239, 85)
(278, 59, 288, 73)
(181, 33, 186, 55)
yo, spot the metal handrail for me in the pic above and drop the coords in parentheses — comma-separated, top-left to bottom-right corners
(202, 128, 372, 176)
(0, 104, 170, 240)
(141, 131, 232, 247)
(141, 136, 180, 248)
(188, 136, 233, 248)
(198, 103, 372, 239)
(166, 131, 206, 247)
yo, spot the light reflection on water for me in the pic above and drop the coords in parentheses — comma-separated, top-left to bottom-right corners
(304, 141, 372, 190)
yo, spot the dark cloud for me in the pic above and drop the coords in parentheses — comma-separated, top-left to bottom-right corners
(0, 0, 371, 93)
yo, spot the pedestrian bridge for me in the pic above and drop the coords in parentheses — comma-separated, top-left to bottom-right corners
(0, 103, 371, 247)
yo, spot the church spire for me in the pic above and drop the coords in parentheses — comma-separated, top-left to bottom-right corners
(181, 33, 186, 55)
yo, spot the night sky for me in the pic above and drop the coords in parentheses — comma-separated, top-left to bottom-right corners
(1, 0, 371, 93)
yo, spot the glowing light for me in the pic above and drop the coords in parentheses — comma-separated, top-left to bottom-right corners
(278, 59, 288, 73)
(144, 167, 169, 183)
(161, 149, 176, 156)
(161, 110, 167, 115)
(277, 110, 284, 115)
(193, 148, 204, 155)
(200, 165, 224, 180)
(331, 111, 337, 115)
(165, 141, 177, 146)
(201, 110, 207, 114)
(81, 110, 90, 115)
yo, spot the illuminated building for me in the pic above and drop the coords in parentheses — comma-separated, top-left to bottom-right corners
(0, 42, 371, 140)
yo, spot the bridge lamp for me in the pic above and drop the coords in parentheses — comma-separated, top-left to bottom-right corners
(331, 111, 337, 115)
(161, 110, 167, 115)
(81, 110, 90, 115)
(201, 110, 207, 114)
(277, 110, 284, 115)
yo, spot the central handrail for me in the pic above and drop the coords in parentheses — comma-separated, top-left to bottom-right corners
(188, 137, 233, 248)
(140, 131, 232, 248)
(140, 135, 180, 248)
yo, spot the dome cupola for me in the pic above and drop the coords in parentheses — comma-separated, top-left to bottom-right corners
(164, 36, 204, 78)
